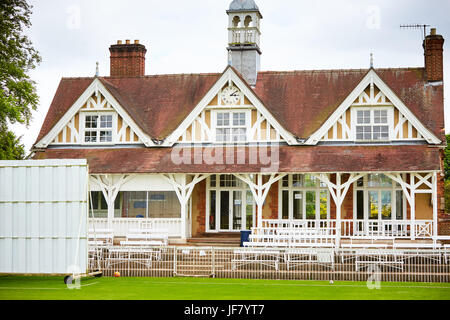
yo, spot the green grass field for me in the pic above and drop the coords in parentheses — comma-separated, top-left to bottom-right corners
(0, 276, 449, 300)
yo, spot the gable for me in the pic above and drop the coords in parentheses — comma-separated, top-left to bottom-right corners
(305, 69, 441, 145)
(35, 79, 152, 148)
(175, 82, 285, 143)
(164, 66, 297, 145)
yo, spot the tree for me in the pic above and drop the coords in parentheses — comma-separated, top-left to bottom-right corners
(445, 134, 450, 181)
(0, 130, 25, 160)
(0, 0, 41, 160)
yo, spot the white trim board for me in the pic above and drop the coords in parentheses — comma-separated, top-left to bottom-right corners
(305, 69, 441, 145)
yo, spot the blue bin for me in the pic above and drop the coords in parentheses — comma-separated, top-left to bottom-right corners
(240, 230, 251, 247)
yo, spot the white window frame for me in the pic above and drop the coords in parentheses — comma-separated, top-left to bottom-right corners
(351, 107, 394, 142)
(81, 112, 117, 145)
(352, 173, 406, 221)
(211, 109, 251, 143)
(278, 174, 330, 221)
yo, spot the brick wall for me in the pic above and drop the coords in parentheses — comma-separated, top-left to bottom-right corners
(191, 180, 206, 237)
(262, 181, 279, 220)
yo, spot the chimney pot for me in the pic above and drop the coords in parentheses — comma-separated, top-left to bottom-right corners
(125, 39, 131, 44)
(117, 40, 122, 44)
(134, 40, 140, 44)
(423, 30, 444, 82)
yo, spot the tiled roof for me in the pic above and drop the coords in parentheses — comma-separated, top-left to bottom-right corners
(34, 67, 445, 146)
(33, 145, 440, 174)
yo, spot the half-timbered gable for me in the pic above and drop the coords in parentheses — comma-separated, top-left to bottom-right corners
(306, 69, 441, 145)
(35, 78, 152, 148)
(164, 67, 297, 146)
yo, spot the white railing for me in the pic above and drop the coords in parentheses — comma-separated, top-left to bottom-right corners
(261, 220, 337, 235)
(340, 220, 434, 239)
(229, 27, 260, 45)
(262, 219, 434, 239)
(88, 218, 182, 238)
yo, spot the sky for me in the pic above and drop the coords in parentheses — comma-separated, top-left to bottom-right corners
(12, 0, 450, 153)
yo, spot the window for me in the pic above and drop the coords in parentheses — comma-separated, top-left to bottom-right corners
(219, 174, 243, 187)
(215, 111, 247, 142)
(84, 114, 113, 143)
(114, 191, 181, 218)
(89, 191, 120, 218)
(354, 174, 404, 221)
(279, 174, 329, 220)
(355, 109, 389, 141)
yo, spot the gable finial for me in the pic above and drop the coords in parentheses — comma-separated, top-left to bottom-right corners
(370, 53, 374, 69)
(95, 61, 99, 77)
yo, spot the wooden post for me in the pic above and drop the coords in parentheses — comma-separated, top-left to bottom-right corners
(410, 174, 416, 240)
(91, 174, 133, 230)
(336, 173, 342, 247)
(233, 173, 287, 229)
(432, 172, 438, 238)
(162, 173, 209, 241)
(257, 174, 263, 228)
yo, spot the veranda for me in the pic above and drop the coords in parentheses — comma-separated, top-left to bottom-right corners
(88, 171, 442, 243)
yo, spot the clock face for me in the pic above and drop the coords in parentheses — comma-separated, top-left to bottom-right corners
(221, 86, 241, 105)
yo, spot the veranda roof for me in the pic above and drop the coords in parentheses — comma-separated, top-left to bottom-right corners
(33, 145, 440, 174)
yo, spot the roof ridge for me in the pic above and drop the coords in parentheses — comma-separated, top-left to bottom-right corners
(103, 72, 222, 79)
(258, 67, 424, 74)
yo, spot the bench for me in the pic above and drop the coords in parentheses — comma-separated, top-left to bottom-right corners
(88, 229, 114, 245)
(129, 228, 169, 235)
(245, 234, 291, 248)
(120, 240, 164, 247)
(284, 248, 335, 271)
(127, 228, 169, 245)
(354, 249, 405, 271)
(289, 235, 336, 248)
(231, 249, 281, 271)
(393, 243, 443, 263)
(106, 246, 162, 269)
(393, 243, 442, 250)
(89, 228, 114, 234)
(126, 233, 168, 244)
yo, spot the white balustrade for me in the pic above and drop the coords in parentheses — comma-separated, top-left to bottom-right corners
(89, 218, 182, 238)
(261, 219, 434, 239)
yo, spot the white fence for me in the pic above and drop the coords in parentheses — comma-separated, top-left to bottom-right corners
(89, 218, 182, 238)
(0, 160, 88, 274)
(89, 246, 450, 283)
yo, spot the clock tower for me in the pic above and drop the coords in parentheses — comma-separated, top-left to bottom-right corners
(227, 0, 262, 87)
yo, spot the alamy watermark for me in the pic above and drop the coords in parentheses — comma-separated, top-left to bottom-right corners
(65, 265, 82, 289)
(66, 5, 81, 30)
(366, 264, 382, 290)
(170, 142, 281, 172)
(366, 5, 381, 30)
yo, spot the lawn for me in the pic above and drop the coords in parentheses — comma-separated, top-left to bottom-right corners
(0, 276, 449, 300)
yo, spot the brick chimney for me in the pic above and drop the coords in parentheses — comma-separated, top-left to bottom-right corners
(423, 28, 444, 82)
(110, 40, 147, 77)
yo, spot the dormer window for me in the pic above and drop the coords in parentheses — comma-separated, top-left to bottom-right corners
(354, 108, 391, 141)
(83, 113, 114, 143)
